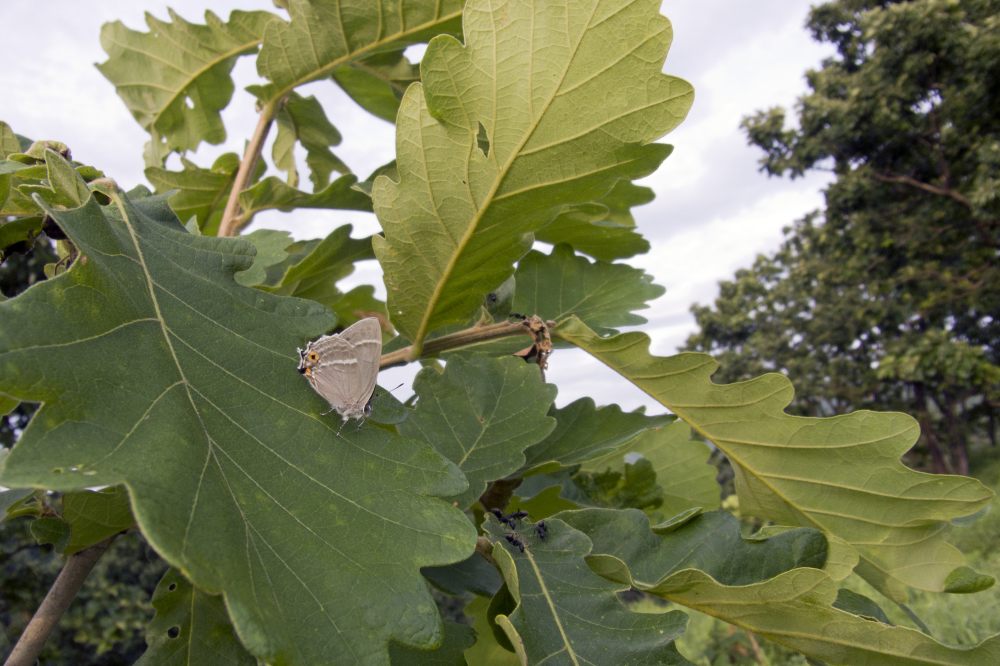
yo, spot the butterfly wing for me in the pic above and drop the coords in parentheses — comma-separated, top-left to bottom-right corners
(307, 318, 382, 420)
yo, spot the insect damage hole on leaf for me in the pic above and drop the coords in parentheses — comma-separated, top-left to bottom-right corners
(476, 121, 490, 157)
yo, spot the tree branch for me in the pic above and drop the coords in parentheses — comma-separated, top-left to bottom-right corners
(5, 535, 117, 666)
(218, 100, 283, 237)
(379, 319, 548, 368)
(871, 172, 972, 210)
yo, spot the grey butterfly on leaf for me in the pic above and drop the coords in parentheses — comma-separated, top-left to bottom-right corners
(297, 317, 382, 424)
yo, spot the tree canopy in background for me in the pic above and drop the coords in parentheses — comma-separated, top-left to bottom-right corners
(688, 0, 999, 475)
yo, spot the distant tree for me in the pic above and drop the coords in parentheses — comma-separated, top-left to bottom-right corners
(687, 0, 999, 475)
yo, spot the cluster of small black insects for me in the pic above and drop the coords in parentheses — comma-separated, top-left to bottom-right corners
(490, 509, 547, 553)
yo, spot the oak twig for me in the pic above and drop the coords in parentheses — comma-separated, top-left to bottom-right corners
(218, 100, 283, 237)
(379, 318, 553, 368)
(5, 535, 117, 666)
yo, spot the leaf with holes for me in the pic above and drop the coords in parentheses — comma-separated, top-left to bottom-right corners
(137, 568, 256, 666)
(0, 156, 475, 665)
(98, 10, 279, 161)
(399, 355, 557, 509)
(372, 0, 692, 348)
(484, 514, 691, 665)
(555, 316, 995, 600)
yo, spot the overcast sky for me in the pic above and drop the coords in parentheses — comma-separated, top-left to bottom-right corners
(2, 1, 833, 412)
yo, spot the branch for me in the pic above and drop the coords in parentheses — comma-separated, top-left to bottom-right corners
(218, 100, 283, 237)
(379, 318, 550, 368)
(5, 535, 117, 666)
(871, 172, 972, 209)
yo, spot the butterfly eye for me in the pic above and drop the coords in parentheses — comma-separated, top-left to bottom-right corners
(308, 351, 319, 362)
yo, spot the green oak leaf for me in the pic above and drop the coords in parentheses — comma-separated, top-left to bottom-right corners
(399, 355, 557, 509)
(372, 0, 692, 349)
(332, 49, 422, 123)
(512, 244, 664, 335)
(484, 515, 692, 665)
(834, 588, 893, 625)
(237, 174, 373, 223)
(522, 398, 673, 470)
(555, 316, 995, 600)
(273, 92, 349, 190)
(574, 458, 664, 513)
(562, 508, 827, 587)
(137, 568, 256, 666)
(234, 229, 295, 287)
(254, 0, 464, 103)
(568, 508, 1000, 665)
(536, 180, 656, 261)
(462, 596, 520, 666)
(145, 153, 258, 235)
(0, 176, 476, 664)
(261, 224, 381, 327)
(422, 553, 502, 597)
(0, 121, 25, 155)
(98, 10, 279, 161)
(59, 486, 136, 555)
(582, 421, 721, 517)
(388, 621, 476, 665)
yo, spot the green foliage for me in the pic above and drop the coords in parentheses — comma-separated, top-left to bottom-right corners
(2, 1, 998, 664)
(371, 0, 692, 347)
(97, 10, 278, 163)
(557, 316, 993, 600)
(689, 0, 999, 476)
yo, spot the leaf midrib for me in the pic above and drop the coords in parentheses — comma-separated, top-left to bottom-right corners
(413, 3, 600, 349)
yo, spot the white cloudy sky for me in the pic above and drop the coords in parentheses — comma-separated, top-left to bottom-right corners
(1, 1, 832, 412)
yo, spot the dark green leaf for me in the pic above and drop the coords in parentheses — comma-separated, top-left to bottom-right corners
(512, 244, 663, 334)
(137, 568, 255, 666)
(0, 178, 476, 663)
(422, 553, 503, 597)
(485, 515, 691, 665)
(522, 397, 673, 470)
(562, 508, 827, 587)
(30, 516, 70, 551)
(400, 355, 557, 509)
(60, 486, 135, 554)
(834, 589, 893, 625)
(389, 621, 476, 665)
(261, 224, 381, 327)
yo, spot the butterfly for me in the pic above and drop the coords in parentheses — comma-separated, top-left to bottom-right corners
(297, 317, 382, 423)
